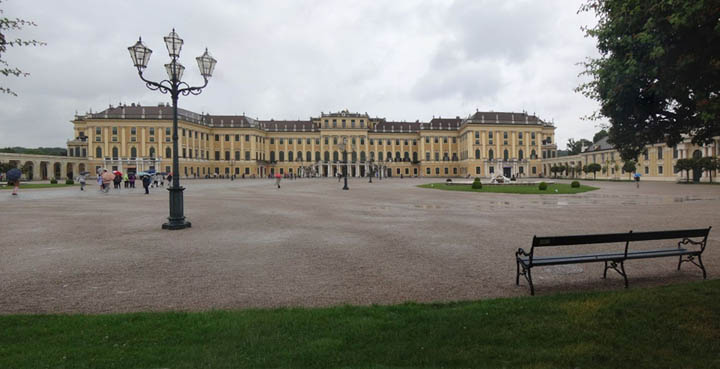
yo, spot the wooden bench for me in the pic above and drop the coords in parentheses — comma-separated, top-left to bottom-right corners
(515, 227, 711, 295)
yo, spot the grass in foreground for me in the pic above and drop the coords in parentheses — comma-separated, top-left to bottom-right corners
(1, 281, 719, 368)
(419, 182, 598, 194)
(0, 183, 76, 189)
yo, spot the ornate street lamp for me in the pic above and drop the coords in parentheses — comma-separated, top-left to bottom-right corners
(128, 29, 217, 230)
(341, 137, 349, 190)
(368, 159, 374, 183)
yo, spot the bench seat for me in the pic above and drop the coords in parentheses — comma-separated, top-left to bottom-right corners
(518, 247, 693, 267)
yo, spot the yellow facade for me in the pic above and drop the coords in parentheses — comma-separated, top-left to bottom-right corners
(67, 105, 558, 178)
(543, 137, 720, 182)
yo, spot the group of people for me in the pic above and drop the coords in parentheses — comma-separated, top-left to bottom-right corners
(92, 170, 172, 195)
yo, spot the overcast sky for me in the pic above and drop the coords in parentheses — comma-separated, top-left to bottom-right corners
(0, 0, 605, 149)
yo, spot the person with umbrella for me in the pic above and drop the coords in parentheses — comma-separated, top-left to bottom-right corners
(113, 170, 122, 190)
(275, 172, 282, 189)
(6, 167, 22, 196)
(141, 173, 152, 195)
(101, 169, 115, 193)
(634, 172, 641, 188)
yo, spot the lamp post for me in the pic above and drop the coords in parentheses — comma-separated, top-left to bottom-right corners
(341, 137, 349, 190)
(368, 159, 374, 183)
(128, 29, 217, 230)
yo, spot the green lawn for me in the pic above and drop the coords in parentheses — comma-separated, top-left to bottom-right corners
(1, 281, 718, 368)
(0, 183, 76, 189)
(419, 182, 598, 194)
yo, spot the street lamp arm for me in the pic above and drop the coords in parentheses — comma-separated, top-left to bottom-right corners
(137, 69, 172, 94)
(177, 76, 209, 96)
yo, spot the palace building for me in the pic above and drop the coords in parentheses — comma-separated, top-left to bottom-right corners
(66, 104, 559, 179)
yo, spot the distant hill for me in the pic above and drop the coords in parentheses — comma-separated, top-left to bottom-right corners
(0, 147, 67, 156)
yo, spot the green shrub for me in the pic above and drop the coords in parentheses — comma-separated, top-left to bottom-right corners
(471, 177, 482, 189)
(571, 181, 580, 188)
(538, 182, 548, 191)
(65, 179, 74, 185)
(50, 178, 58, 184)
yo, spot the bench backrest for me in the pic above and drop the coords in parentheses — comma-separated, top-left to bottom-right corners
(529, 227, 711, 263)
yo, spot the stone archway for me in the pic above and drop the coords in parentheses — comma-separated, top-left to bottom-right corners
(53, 162, 62, 179)
(66, 162, 75, 180)
(22, 161, 34, 181)
(40, 162, 49, 180)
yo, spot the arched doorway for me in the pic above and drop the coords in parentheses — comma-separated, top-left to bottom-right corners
(53, 162, 62, 179)
(23, 161, 34, 180)
(40, 162, 49, 179)
(66, 163, 74, 180)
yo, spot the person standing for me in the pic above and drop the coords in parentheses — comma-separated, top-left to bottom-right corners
(129, 174, 136, 188)
(166, 173, 172, 187)
(97, 174, 103, 192)
(113, 173, 122, 190)
(275, 173, 282, 189)
(634, 172, 641, 188)
(142, 175, 151, 194)
(123, 173, 129, 188)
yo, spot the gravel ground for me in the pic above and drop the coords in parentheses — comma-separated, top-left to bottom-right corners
(0, 178, 718, 314)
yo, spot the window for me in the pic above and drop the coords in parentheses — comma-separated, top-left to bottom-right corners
(333, 152, 339, 161)
(183, 148, 187, 158)
(452, 137, 456, 143)
(519, 149, 524, 160)
(166, 147, 171, 158)
(435, 152, 439, 161)
(149, 128, 155, 135)
(112, 127, 118, 135)
(443, 137, 447, 144)
(476, 167, 481, 174)
(427, 168, 431, 175)
(96, 147, 102, 157)
(435, 168, 440, 175)
(657, 148, 663, 160)
(279, 138, 284, 144)
(488, 149, 494, 160)
(245, 135, 250, 142)
(644, 166, 649, 174)
(532, 166, 537, 174)
(288, 151, 294, 161)
(673, 147, 678, 159)
(235, 151, 241, 160)
(425, 137, 430, 143)
(324, 151, 329, 161)
(149, 147, 155, 158)
(426, 152, 431, 161)
(643, 151, 649, 161)
(245, 151, 250, 160)
(235, 134, 240, 141)
(333, 137, 338, 145)
(270, 138, 275, 144)
(489, 167, 494, 174)
(215, 134, 219, 141)
(131, 127, 136, 135)
(95, 127, 101, 135)
(378, 152, 383, 161)
(130, 147, 137, 158)
(453, 168, 457, 175)
(658, 166, 663, 174)
(112, 147, 118, 158)
(475, 149, 480, 159)
(315, 151, 320, 161)
(215, 151, 220, 160)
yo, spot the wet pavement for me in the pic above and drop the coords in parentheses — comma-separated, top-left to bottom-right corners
(0, 178, 718, 313)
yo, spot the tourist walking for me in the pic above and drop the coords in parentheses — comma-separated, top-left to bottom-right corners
(129, 174, 136, 188)
(166, 173, 172, 187)
(77, 173, 87, 191)
(634, 172, 641, 188)
(275, 172, 282, 189)
(7, 168, 21, 196)
(142, 174, 151, 194)
(153, 174, 159, 188)
(101, 170, 113, 193)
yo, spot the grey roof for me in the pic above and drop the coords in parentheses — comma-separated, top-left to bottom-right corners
(584, 136, 614, 152)
(463, 111, 546, 126)
(78, 105, 553, 132)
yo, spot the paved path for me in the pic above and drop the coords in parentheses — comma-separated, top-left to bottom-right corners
(1, 178, 718, 313)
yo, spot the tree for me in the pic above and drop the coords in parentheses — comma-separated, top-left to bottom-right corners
(675, 158, 694, 182)
(593, 129, 608, 143)
(622, 160, 636, 180)
(578, 0, 720, 161)
(586, 163, 602, 179)
(1, 1, 46, 96)
(566, 138, 593, 155)
(698, 156, 719, 183)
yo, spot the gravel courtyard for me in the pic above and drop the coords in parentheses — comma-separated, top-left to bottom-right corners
(1, 178, 718, 314)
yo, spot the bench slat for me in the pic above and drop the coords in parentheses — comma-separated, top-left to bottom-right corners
(533, 228, 709, 247)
